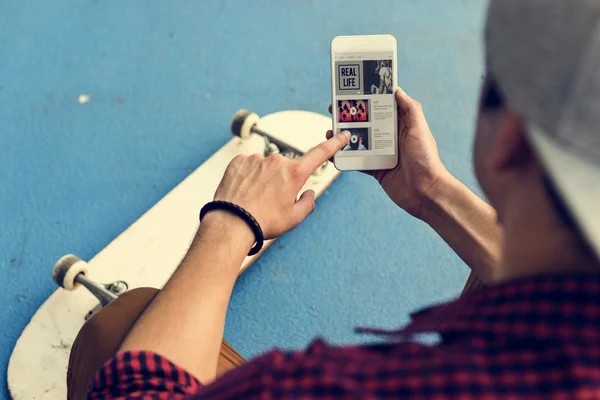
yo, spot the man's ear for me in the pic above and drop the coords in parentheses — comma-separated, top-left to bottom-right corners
(490, 113, 533, 172)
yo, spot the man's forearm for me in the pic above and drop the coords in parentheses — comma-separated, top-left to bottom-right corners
(421, 173, 503, 282)
(118, 211, 254, 383)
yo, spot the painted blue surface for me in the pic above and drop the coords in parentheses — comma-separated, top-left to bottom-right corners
(0, 0, 487, 397)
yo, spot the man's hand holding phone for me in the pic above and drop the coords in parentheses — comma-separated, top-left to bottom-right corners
(327, 87, 449, 220)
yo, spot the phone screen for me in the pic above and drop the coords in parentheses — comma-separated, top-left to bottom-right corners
(333, 52, 395, 156)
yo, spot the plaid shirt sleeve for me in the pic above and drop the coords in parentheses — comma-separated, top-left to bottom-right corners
(88, 337, 490, 399)
(88, 274, 600, 399)
(89, 346, 331, 399)
(88, 350, 202, 399)
(90, 340, 411, 399)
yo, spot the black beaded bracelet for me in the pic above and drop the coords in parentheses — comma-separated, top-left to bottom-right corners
(199, 201, 264, 256)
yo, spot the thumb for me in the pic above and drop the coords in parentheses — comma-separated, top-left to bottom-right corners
(292, 190, 316, 224)
(395, 86, 414, 108)
(395, 86, 426, 125)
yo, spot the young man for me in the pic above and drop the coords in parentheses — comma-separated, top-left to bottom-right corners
(87, 1, 600, 398)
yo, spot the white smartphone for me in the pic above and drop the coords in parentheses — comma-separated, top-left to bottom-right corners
(330, 34, 398, 171)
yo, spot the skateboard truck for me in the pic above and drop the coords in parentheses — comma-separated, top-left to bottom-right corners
(231, 109, 327, 174)
(52, 254, 128, 320)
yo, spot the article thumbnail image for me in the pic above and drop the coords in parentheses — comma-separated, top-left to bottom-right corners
(338, 99, 369, 123)
(342, 128, 370, 151)
(364, 60, 393, 95)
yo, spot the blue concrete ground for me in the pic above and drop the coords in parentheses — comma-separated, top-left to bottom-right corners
(0, 1, 487, 397)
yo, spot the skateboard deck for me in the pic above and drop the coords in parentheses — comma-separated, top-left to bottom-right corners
(7, 110, 340, 399)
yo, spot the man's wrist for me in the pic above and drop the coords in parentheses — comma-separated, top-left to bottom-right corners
(420, 170, 460, 227)
(198, 210, 255, 252)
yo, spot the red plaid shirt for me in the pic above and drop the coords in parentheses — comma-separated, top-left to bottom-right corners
(89, 274, 600, 399)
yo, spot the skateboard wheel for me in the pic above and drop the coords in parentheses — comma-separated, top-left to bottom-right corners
(231, 109, 259, 140)
(52, 254, 88, 291)
(350, 135, 358, 144)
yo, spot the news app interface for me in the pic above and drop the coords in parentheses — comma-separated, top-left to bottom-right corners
(334, 52, 395, 155)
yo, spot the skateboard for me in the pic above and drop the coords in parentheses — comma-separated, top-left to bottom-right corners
(7, 109, 340, 400)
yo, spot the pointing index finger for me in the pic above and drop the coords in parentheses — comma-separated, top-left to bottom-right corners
(300, 131, 350, 174)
